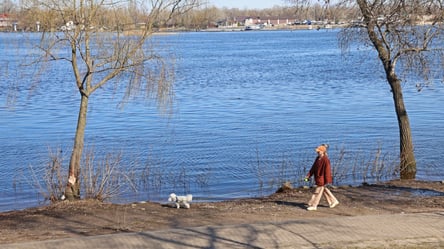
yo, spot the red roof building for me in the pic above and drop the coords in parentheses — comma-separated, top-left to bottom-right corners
(0, 14, 12, 29)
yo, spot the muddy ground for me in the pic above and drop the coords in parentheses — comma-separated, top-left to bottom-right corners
(0, 180, 443, 244)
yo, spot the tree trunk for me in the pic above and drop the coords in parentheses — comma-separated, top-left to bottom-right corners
(65, 93, 89, 200)
(358, 0, 417, 180)
(388, 74, 417, 179)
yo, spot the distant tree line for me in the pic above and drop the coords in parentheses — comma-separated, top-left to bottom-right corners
(2, 1, 363, 32)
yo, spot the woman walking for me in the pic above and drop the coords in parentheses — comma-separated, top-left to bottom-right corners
(305, 144, 339, 211)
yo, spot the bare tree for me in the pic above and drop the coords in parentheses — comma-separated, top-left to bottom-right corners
(24, 0, 199, 200)
(338, 0, 444, 179)
(1, 0, 16, 13)
(286, 0, 444, 179)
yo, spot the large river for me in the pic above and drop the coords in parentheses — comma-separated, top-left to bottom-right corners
(1, 30, 443, 212)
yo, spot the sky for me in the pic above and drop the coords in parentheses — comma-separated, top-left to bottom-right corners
(208, 0, 286, 9)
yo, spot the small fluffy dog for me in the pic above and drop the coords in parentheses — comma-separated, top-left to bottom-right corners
(168, 193, 193, 209)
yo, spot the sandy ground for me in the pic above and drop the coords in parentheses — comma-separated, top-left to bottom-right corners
(0, 179, 443, 245)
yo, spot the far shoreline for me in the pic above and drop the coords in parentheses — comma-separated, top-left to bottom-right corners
(0, 24, 346, 34)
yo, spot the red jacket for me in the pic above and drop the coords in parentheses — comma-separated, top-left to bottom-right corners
(307, 155, 332, 186)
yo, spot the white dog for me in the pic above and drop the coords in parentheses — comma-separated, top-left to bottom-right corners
(168, 193, 193, 209)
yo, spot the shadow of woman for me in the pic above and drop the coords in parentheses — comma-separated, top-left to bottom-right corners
(274, 200, 307, 209)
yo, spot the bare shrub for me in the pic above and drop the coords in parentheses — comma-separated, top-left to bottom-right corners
(252, 144, 400, 193)
(166, 165, 191, 194)
(27, 147, 67, 203)
(81, 148, 137, 202)
(25, 146, 137, 204)
(251, 147, 266, 195)
(139, 156, 167, 199)
(251, 148, 309, 196)
(194, 167, 212, 190)
(44, 148, 66, 201)
(331, 147, 347, 184)
(330, 145, 399, 186)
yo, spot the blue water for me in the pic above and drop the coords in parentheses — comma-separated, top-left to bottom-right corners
(1, 30, 443, 212)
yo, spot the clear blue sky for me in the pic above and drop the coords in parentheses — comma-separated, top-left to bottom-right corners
(208, 0, 286, 9)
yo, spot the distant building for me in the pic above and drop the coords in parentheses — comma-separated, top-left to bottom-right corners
(217, 16, 297, 28)
(0, 13, 12, 30)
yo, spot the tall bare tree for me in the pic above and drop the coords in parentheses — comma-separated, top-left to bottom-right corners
(25, 0, 199, 200)
(339, 0, 444, 179)
(286, 0, 444, 179)
(1, 0, 16, 13)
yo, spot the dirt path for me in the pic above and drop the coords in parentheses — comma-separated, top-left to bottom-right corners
(0, 180, 443, 244)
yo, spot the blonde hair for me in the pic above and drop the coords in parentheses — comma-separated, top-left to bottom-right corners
(316, 143, 329, 156)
